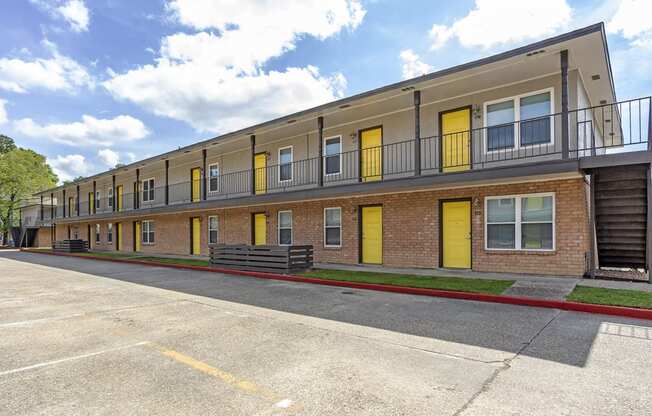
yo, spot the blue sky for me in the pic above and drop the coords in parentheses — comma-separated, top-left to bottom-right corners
(0, 0, 650, 182)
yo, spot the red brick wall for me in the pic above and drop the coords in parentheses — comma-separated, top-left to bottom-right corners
(60, 177, 590, 276)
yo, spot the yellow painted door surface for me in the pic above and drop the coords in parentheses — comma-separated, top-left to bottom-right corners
(192, 218, 201, 255)
(361, 206, 383, 264)
(254, 153, 267, 195)
(191, 168, 201, 202)
(442, 109, 471, 172)
(254, 213, 266, 245)
(361, 128, 382, 181)
(135, 221, 141, 252)
(442, 201, 471, 268)
(89, 193, 94, 214)
(116, 186, 123, 211)
(116, 223, 122, 251)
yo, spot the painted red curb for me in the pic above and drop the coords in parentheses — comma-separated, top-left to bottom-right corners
(20, 249, 652, 321)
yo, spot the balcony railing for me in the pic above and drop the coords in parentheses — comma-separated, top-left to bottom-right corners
(50, 97, 651, 220)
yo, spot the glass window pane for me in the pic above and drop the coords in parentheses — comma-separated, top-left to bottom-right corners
(279, 229, 292, 245)
(279, 212, 292, 228)
(325, 138, 341, 156)
(280, 148, 292, 164)
(521, 223, 553, 249)
(325, 208, 341, 226)
(487, 100, 514, 126)
(487, 198, 515, 222)
(326, 155, 340, 174)
(487, 224, 515, 249)
(209, 230, 217, 244)
(520, 117, 551, 145)
(520, 92, 550, 120)
(280, 164, 292, 181)
(325, 227, 340, 246)
(522, 196, 553, 222)
(487, 125, 515, 150)
(210, 177, 218, 191)
(209, 216, 218, 229)
(210, 165, 219, 177)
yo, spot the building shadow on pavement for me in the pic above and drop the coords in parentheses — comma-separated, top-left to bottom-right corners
(4, 251, 651, 368)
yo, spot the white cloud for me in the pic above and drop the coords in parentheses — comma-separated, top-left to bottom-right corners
(103, 0, 364, 133)
(429, 0, 572, 50)
(399, 49, 433, 80)
(47, 154, 90, 182)
(97, 148, 119, 167)
(30, 0, 90, 32)
(13, 114, 150, 147)
(0, 98, 7, 125)
(0, 40, 93, 94)
(608, 0, 652, 45)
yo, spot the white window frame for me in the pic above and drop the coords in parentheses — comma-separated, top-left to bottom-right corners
(95, 191, 101, 210)
(142, 178, 155, 202)
(95, 224, 101, 243)
(108, 187, 113, 208)
(323, 135, 342, 176)
(277, 210, 293, 246)
(142, 220, 155, 245)
(483, 87, 555, 153)
(107, 223, 113, 244)
(324, 207, 342, 248)
(278, 145, 293, 183)
(208, 215, 218, 245)
(484, 192, 555, 252)
(208, 163, 220, 193)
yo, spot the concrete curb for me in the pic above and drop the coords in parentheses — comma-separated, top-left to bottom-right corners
(20, 249, 652, 321)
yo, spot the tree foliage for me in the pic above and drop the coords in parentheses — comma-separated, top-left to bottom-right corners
(0, 138, 58, 241)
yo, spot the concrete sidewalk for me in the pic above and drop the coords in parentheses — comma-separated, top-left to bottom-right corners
(315, 262, 652, 300)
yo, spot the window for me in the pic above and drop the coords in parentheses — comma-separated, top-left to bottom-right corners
(95, 224, 100, 243)
(108, 188, 113, 208)
(279, 146, 293, 182)
(143, 178, 155, 202)
(142, 220, 155, 244)
(485, 89, 553, 151)
(324, 207, 341, 247)
(209, 164, 220, 193)
(95, 191, 101, 210)
(107, 223, 113, 243)
(278, 211, 292, 245)
(485, 194, 554, 251)
(208, 216, 218, 244)
(324, 136, 341, 175)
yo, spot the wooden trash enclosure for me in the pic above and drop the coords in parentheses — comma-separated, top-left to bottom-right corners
(209, 244, 313, 273)
(53, 239, 89, 253)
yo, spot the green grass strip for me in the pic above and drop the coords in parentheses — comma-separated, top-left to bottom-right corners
(567, 285, 652, 309)
(300, 269, 514, 295)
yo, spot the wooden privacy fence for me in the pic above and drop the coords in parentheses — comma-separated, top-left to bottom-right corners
(53, 239, 89, 253)
(209, 244, 313, 273)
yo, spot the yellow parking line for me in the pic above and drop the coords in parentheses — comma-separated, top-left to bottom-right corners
(149, 343, 294, 409)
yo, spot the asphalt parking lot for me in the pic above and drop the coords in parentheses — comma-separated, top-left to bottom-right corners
(1, 250, 651, 415)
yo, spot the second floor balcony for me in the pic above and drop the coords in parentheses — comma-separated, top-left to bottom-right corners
(46, 97, 651, 221)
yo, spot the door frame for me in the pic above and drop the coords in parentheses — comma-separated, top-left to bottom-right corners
(439, 197, 473, 269)
(253, 152, 267, 194)
(358, 125, 383, 182)
(251, 212, 266, 245)
(358, 204, 383, 264)
(438, 105, 473, 172)
(189, 217, 201, 255)
(190, 166, 202, 202)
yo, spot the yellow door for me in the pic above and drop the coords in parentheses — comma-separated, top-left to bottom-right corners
(253, 213, 266, 245)
(254, 153, 267, 195)
(191, 167, 201, 202)
(134, 221, 141, 252)
(360, 127, 382, 181)
(116, 185, 123, 211)
(442, 201, 471, 268)
(361, 206, 383, 264)
(89, 192, 94, 214)
(442, 108, 471, 172)
(116, 223, 122, 251)
(191, 217, 201, 255)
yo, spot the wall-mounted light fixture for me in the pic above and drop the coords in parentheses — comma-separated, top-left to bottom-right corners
(472, 105, 482, 120)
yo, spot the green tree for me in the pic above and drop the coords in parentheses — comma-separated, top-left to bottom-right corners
(0, 146, 58, 244)
(0, 135, 16, 154)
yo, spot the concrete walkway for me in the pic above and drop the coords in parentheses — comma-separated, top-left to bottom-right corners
(315, 262, 652, 299)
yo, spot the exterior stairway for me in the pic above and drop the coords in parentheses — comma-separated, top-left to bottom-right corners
(594, 164, 648, 270)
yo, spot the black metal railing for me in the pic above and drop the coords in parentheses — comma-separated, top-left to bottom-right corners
(51, 97, 651, 220)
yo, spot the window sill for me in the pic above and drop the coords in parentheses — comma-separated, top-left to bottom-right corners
(484, 249, 556, 255)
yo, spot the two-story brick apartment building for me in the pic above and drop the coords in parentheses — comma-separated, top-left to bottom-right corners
(29, 23, 652, 278)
